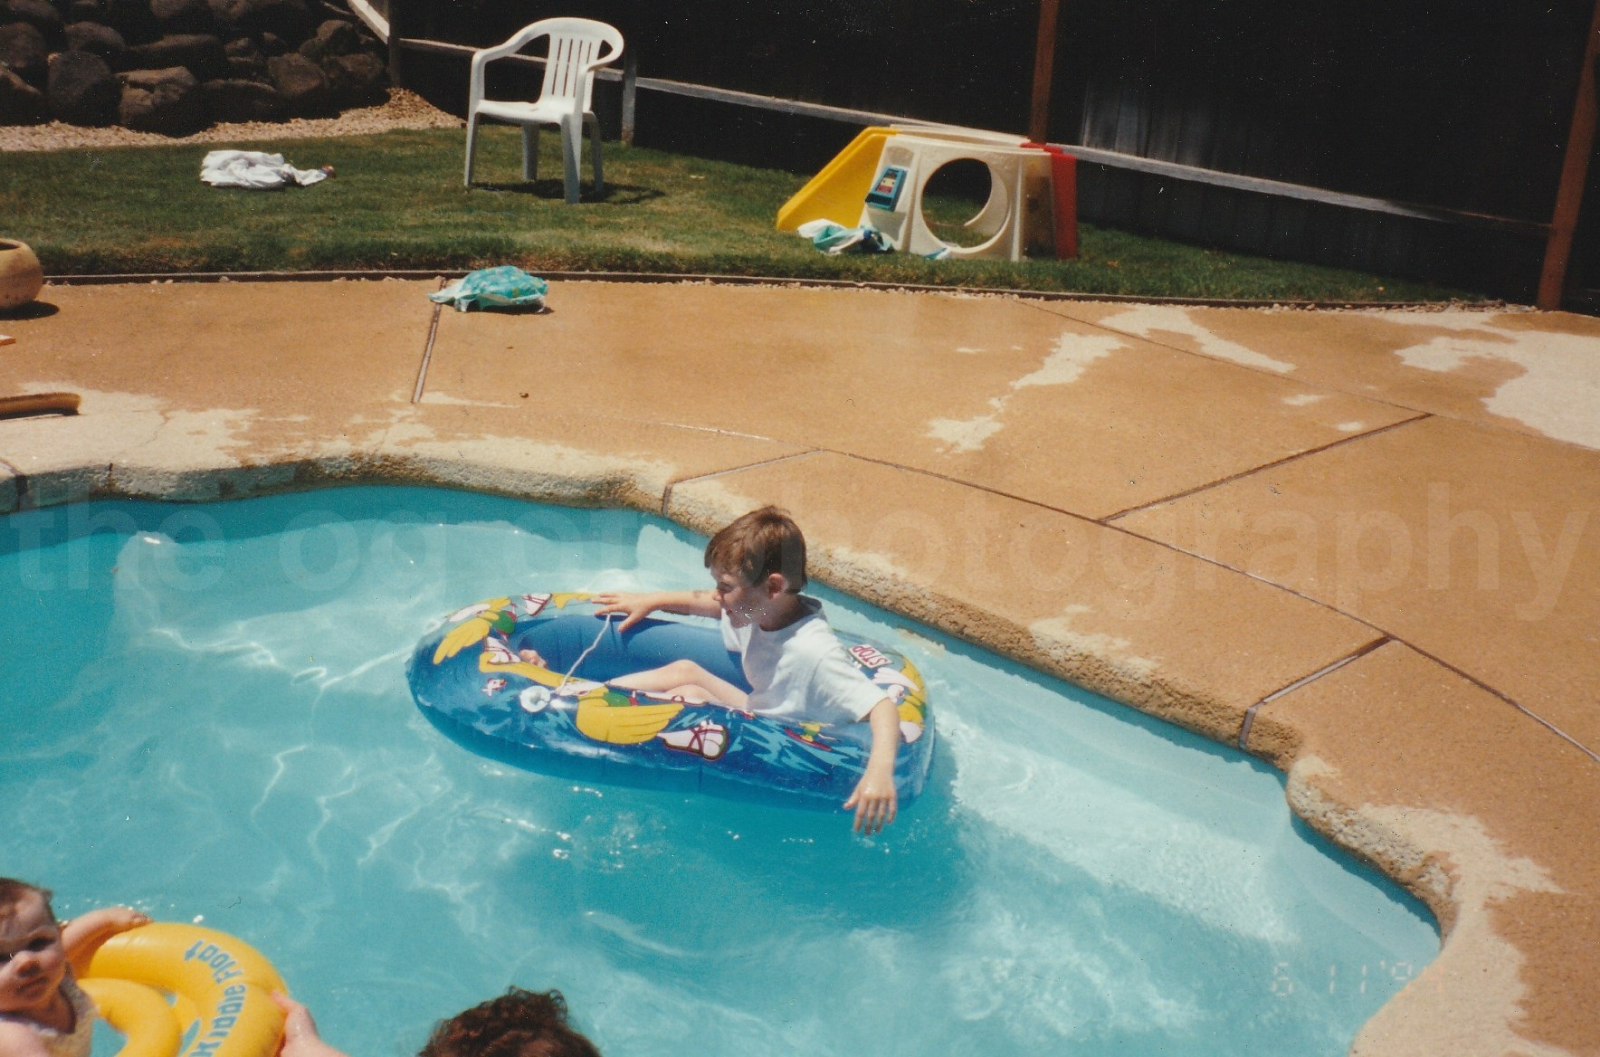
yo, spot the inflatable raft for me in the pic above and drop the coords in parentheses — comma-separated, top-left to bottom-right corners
(406, 592, 935, 810)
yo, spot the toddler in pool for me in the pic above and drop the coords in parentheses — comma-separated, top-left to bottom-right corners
(0, 879, 149, 1057)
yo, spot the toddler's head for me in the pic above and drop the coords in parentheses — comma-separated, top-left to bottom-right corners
(703, 506, 807, 592)
(0, 878, 65, 1016)
(0, 880, 51, 923)
(420, 988, 601, 1057)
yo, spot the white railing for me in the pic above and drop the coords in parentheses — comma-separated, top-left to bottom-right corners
(346, 0, 388, 40)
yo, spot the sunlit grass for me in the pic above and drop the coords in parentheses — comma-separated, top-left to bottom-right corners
(0, 126, 1477, 301)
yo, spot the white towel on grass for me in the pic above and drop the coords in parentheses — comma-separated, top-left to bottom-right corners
(200, 150, 329, 189)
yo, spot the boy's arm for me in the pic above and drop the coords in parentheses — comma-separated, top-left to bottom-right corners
(591, 590, 721, 630)
(843, 697, 899, 834)
(62, 907, 150, 976)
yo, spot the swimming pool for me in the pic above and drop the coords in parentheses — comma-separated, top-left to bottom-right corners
(0, 487, 1436, 1057)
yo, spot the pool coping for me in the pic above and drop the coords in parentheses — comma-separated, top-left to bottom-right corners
(1, 276, 1595, 1056)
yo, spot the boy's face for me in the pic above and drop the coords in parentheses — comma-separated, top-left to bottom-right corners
(711, 565, 780, 628)
(0, 892, 66, 1016)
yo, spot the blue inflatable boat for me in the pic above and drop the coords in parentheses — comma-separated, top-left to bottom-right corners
(406, 592, 935, 811)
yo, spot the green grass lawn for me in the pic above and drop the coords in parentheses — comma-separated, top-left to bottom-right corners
(1, 126, 1478, 302)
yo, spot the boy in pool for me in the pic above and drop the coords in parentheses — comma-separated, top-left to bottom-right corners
(0, 879, 149, 1057)
(565, 506, 902, 834)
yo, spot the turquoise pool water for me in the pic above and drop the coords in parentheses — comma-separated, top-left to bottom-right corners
(0, 488, 1436, 1057)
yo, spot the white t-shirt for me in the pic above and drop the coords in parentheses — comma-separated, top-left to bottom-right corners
(720, 595, 886, 724)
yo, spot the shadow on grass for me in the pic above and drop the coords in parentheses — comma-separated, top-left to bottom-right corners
(467, 180, 665, 206)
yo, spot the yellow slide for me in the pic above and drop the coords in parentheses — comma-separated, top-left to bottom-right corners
(775, 126, 895, 231)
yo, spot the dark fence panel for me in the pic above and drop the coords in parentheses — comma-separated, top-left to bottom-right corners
(1057, 0, 1588, 223)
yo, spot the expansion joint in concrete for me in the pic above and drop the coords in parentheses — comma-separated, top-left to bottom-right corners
(1238, 636, 1392, 750)
(0, 455, 29, 510)
(1384, 636, 1600, 767)
(1101, 413, 1433, 523)
(661, 450, 823, 516)
(410, 286, 447, 404)
(814, 449, 1086, 522)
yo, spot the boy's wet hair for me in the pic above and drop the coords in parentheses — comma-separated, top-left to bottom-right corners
(704, 506, 807, 591)
(0, 878, 53, 926)
(420, 988, 601, 1057)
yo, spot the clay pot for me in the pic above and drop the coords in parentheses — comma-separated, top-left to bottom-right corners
(0, 239, 44, 311)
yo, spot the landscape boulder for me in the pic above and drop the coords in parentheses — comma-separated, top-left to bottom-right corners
(47, 48, 118, 124)
(198, 75, 281, 121)
(63, 21, 127, 66)
(3, 0, 62, 43)
(222, 34, 264, 77)
(0, 63, 45, 123)
(150, 0, 216, 34)
(266, 50, 328, 115)
(73, 0, 151, 42)
(2, 0, 386, 129)
(322, 49, 382, 107)
(125, 32, 226, 79)
(218, 0, 310, 41)
(296, 17, 357, 61)
(225, 51, 265, 80)
(118, 64, 202, 133)
(0, 20, 48, 84)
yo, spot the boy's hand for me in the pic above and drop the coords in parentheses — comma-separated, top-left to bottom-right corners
(845, 697, 902, 835)
(590, 592, 657, 631)
(844, 768, 897, 835)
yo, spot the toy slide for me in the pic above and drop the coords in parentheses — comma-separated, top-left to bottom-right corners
(776, 126, 897, 232)
(778, 125, 1078, 261)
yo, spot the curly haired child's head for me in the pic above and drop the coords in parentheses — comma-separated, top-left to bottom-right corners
(704, 506, 807, 592)
(419, 988, 600, 1057)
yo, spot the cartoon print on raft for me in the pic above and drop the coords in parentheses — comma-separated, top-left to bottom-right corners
(431, 593, 719, 759)
(428, 592, 929, 765)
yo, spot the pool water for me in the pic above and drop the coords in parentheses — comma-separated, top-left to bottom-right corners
(0, 488, 1436, 1057)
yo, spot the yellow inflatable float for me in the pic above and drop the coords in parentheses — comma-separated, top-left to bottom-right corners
(78, 924, 286, 1057)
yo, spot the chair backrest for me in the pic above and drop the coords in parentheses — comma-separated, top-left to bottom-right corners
(470, 18, 624, 114)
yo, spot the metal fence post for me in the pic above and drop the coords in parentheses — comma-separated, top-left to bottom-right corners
(386, 0, 407, 89)
(1538, 0, 1600, 309)
(1029, 0, 1061, 143)
(622, 46, 637, 146)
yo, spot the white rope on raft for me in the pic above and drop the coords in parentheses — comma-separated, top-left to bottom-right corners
(555, 613, 619, 696)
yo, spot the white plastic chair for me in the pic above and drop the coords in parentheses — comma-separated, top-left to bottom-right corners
(464, 18, 625, 204)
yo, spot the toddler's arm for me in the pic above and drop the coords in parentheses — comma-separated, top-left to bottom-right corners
(591, 590, 720, 631)
(63, 907, 150, 976)
(843, 698, 899, 835)
(0, 1021, 55, 1057)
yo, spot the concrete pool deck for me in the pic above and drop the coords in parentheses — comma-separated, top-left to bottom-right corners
(1, 277, 1595, 1056)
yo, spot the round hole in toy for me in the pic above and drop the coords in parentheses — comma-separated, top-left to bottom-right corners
(918, 158, 1006, 249)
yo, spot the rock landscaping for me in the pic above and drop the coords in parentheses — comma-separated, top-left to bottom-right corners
(0, 0, 388, 134)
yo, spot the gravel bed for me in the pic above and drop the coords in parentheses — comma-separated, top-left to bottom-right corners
(0, 89, 462, 152)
